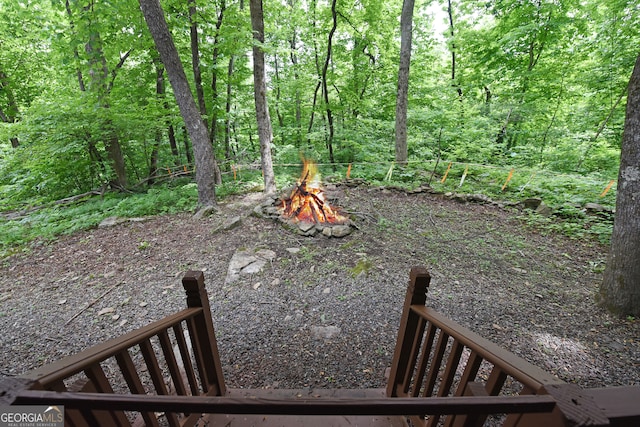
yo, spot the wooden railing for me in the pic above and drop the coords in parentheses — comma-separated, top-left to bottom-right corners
(3, 267, 637, 427)
(13, 271, 226, 427)
(386, 267, 609, 427)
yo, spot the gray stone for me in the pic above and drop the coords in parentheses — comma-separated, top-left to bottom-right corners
(263, 206, 280, 217)
(535, 201, 553, 216)
(522, 197, 542, 210)
(194, 205, 217, 218)
(222, 216, 242, 231)
(225, 248, 277, 284)
(98, 216, 124, 228)
(584, 202, 605, 213)
(298, 221, 316, 232)
(252, 205, 266, 218)
(310, 325, 341, 340)
(322, 227, 332, 237)
(331, 225, 352, 238)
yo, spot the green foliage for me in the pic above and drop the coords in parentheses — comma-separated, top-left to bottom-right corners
(0, 183, 197, 257)
(0, 0, 635, 256)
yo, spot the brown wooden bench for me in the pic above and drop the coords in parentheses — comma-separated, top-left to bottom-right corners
(2, 267, 638, 426)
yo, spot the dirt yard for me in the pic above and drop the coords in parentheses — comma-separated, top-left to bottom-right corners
(1, 184, 638, 390)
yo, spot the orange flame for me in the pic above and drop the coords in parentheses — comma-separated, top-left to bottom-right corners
(278, 158, 348, 224)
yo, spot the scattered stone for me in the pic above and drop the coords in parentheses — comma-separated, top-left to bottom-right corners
(58, 299, 67, 305)
(98, 217, 126, 228)
(310, 325, 341, 340)
(323, 288, 331, 294)
(221, 216, 242, 232)
(118, 319, 128, 327)
(271, 278, 281, 286)
(226, 248, 277, 284)
(97, 307, 115, 315)
(286, 248, 301, 254)
(255, 249, 277, 261)
(584, 203, 605, 213)
(98, 216, 147, 228)
(331, 225, 352, 238)
(521, 198, 542, 210)
(252, 205, 267, 219)
(253, 282, 261, 290)
(298, 222, 316, 233)
(139, 302, 148, 307)
(112, 314, 120, 321)
(193, 205, 217, 219)
(535, 201, 553, 216)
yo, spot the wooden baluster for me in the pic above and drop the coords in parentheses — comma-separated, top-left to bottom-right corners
(115, 350, 160, 427)
(158, 329, 188, 396)
(182, 270, 226, 396)
(139, 339, 181, 427)
(386, 266, 431, 398)
(84, 364, 131, 426)
(173, 323, 200, 396)
(411, 321, 438, 397)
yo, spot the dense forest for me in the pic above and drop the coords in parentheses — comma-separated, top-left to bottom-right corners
(0, 0, 638, 207)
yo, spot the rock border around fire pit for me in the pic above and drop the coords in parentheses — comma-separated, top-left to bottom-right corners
(252, 194, 356, 237)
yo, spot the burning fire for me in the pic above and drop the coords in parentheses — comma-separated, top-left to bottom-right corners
(278, 158, 349, 224)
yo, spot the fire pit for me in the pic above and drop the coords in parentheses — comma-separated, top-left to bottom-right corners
(254, 158, 355, 237)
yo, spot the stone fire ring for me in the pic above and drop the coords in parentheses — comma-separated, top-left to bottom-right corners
(253, 196, 355, 238)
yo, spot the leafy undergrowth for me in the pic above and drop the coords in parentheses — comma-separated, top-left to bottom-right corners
(0, 163, 615, 258)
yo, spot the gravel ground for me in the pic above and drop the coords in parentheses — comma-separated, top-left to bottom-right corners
(1, 185, 638, 391)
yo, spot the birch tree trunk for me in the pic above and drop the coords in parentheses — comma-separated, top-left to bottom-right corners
(249, 0, 276, 195)
(600, 53, 640, 317)
(139, 0, 218, 209)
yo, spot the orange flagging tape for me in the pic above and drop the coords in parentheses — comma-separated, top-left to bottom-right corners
(184, 165, 187, 172)
(502, 168, 515, 191)
(346, 163, 352, 179)
(232, 164, 237, 181)
(441, 162, 452, 183)
(167, 167, 172, 176)
(600, 179, 615, 197)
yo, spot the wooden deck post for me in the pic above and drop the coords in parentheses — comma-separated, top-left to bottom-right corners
(182, 271, 227, 396)
(386, 266, 431, 397)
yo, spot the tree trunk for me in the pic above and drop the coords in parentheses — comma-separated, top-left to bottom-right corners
(140, 0, 218, 209)
(209, 1, 226, 146)
(154, 52, 181, 166)
(447, 0, 462, 100)
(0, 67, 20, 147)
(64, 0, 86, 92)
(394, 0, 414, 165)
(148, 59, 165, 186)
(249, 0, 276, 195)
(600, 53, 640, 317)
(321, 0, 338, 165)
(84, 28, 128, 189)
(288, 13, 302, 146)
(306, 0, 322, 146)
(273, 53, 285, 128)
(224, 55, 235, 160)
(188, 0, 207, 117)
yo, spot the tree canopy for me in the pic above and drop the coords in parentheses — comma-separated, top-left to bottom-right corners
(0, 0, 638, 204)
